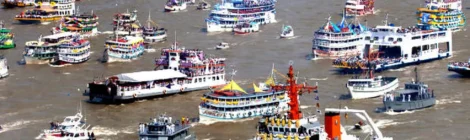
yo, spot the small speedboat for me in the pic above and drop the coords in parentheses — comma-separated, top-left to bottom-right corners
(197, 1, 211, 10)
(216, 42, 229, 50)
(234, 21, 260, 35)
(354, 121, 365, 130)
(280, 24, 294, 38)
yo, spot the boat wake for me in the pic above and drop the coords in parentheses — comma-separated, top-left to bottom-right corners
(145, 48, 156, 53)
(0, 96, 6, 100)
(345, 119, 416, 134)
(436, 99, 461, 105)
(0, 120, 42, 134)
(309, 77, 328, 81)
(383, 110, 415, 116)
(100, 31, 114, 34)
(41, 22, 51, 25)
(389, 68, 407, 72)
(63, 72, 71, 75)
(278, 36, 299, 39)
(373, 9, 381, 15)
(91, 126, 134, 136)
(48, 63, 73, 68)
(300, 105, 312, 109)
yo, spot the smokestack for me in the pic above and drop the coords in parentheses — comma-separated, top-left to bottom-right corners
(325, 112, 341, 140)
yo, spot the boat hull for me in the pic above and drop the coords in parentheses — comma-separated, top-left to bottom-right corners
(164, 5, 187, 12)
(143, 34, 167, 44)
(336, 52, 451, 73)
(448, 65, 470, 76)
(85, 84, 224, 103)
(198, 105, 289, 122)
(23, 56, 52, 65)
(15, 17, 61, 24)
(348, 77, 399, 99)
(0, 67, 8, 79)
(0, 44, 15, 49)
(383, 98, 436, 112)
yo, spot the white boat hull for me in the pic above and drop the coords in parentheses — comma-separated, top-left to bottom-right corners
(23, 56, 51, 65)
(280, 32, 294, 38)
(199, 104, 289, 122)
(144, 34, 167, 43)
(347, 79, 399, 99)
(0, 67, 8, 79)
(164, 4, 187, 12)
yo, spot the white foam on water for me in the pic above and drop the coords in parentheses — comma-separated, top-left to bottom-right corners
(136, 99, 147, 103)
(101, 31, 114, 34)
(384, 110, 415, 116)
(0, 96, 6, 100)
(436, 99, 461, 105)
(48, 63, 72, 68)
(0, 120, 42, 134)
(145, 49, 156, 53)
(300, 105, 311, 109)
(63, 72, 71, 75)
(309, 77, 328, 81)
(373, 9, 381, 15)
(389, 68, 406, 72)
(353, 119, 417, 134)
(41, 22, 51, 25)
(91, 126, 134, 136)
(90, 51, 95, 54)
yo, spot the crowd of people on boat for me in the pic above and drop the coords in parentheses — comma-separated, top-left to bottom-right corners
(449, 61, 470, 68)
(118, 79, 186, 92)
(333, 56, 403, 68)
(16, 10, 55, 18)
(234, 0, 275, 8)
(370, 26, 425, 34)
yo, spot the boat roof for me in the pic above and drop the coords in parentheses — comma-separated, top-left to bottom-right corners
(43, 32, 76, 39)
(115, 69, 187, 82)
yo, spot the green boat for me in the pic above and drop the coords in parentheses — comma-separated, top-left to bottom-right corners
(0, 21, 15, 49)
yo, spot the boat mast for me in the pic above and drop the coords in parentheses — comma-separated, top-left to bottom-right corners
(147, 10, 151, 29)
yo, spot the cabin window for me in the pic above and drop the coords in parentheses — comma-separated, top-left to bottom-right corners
(438, 32, 446, 37)
(411, 36, 421, 40)
(194, 79, 197, 83)
(397, 38, 403, 42)
(373, 36, 379, 41)
(388, 37, 394, 42)
(423, 45, 430, 51)
(291, 128, 297, 133)
(216, 76, 220, 80)
(431, 44, 437, 50)
(203, 77, 206, 82)
(365, 36, 371, 40)
(279, 128, 284, 132)
(170, 53, 177, 56)
(273, 127, 279, 131)
(199, 78, 202, 83)
(212, 76, 216, 81)
(269, 127, 273, 131)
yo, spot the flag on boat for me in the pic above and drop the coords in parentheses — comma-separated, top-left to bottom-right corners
(166, 83, 172, 89)
(315, 95, 319, 100)
(253, 83, 263, 93)
(219, 80, 247, 93)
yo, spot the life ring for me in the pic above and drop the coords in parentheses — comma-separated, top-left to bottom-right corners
(163, 90, 167, 94)
(180, 88, 184, 92)
(133, 93, 137, 98)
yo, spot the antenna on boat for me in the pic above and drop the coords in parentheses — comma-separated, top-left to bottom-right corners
(77, 6, 80, 16)
(384, 13, 389, 26)
(173, 31, 177, 49)
(414, 67, 419, 83)
(147, 10, 151, 28)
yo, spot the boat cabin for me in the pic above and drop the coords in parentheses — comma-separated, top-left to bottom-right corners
(139, 114, 195, 140)
(257, 115, 324, 139)
(384, 82, 434, 102)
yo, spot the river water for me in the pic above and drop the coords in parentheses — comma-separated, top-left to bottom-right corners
(0, 0, 469, 139)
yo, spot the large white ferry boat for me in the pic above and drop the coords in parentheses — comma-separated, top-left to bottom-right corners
(23, 32, 78, 65)
(52, 37, 91, 65)
(0, 56, 8, 79)
(312, 16, 368, 59)
(15, 0, 76, 24)
(333, 15, 452, 72)
(205, 0, 277, 32)
(86, 41, 226, 103)
(102, 34, 145, 63)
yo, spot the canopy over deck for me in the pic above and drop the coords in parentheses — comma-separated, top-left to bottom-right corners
(115, 69, 187, 82)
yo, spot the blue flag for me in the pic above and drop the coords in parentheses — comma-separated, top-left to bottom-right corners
(166, 83, 172, 89)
